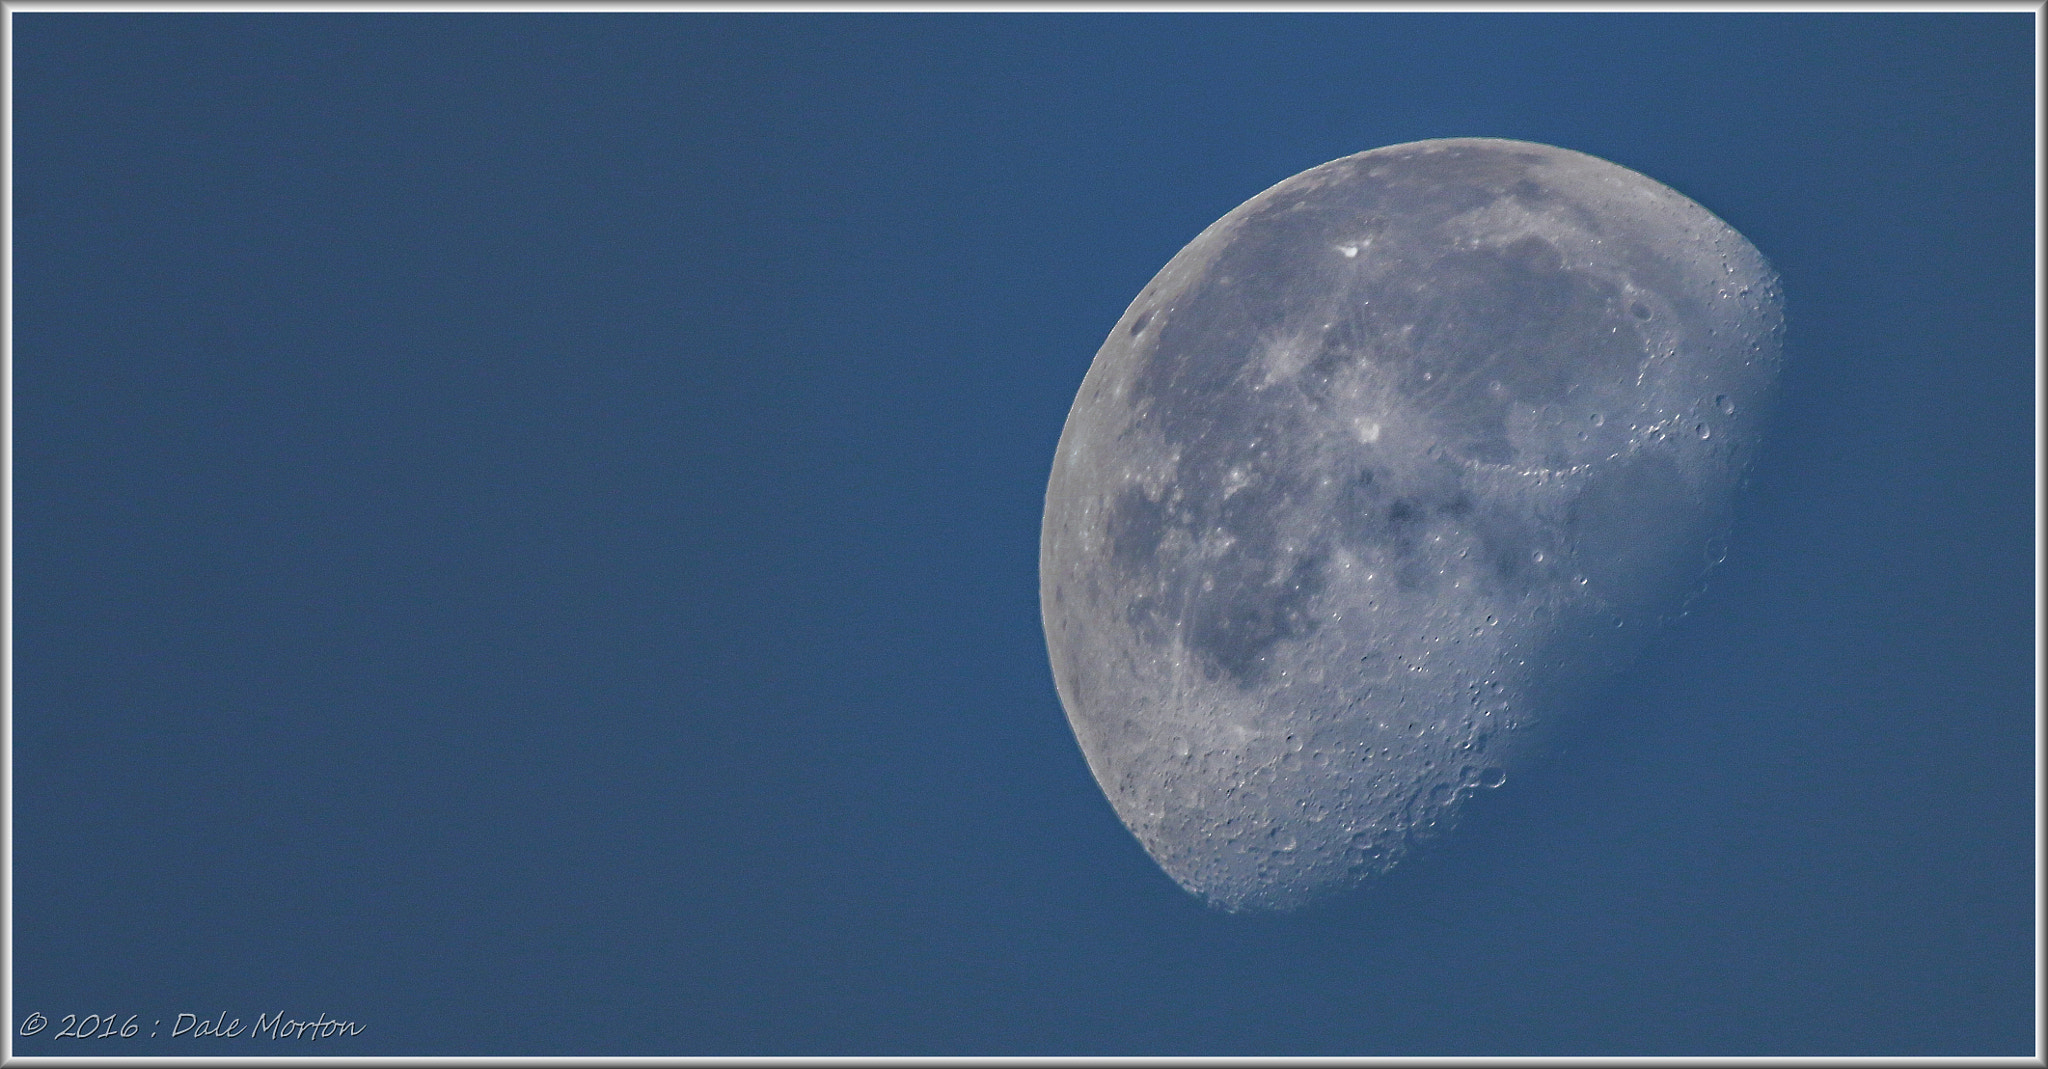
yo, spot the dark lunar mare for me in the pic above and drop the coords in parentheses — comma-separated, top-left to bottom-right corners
(1109, 146, 1662, 690)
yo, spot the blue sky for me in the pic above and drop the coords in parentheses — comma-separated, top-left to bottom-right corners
(10, 11, 2035, 1056)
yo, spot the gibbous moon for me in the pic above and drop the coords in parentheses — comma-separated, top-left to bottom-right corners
(1041, 138, 1783, 912)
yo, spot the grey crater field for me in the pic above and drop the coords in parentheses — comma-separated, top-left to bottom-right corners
(1040, 138, 1783, 912)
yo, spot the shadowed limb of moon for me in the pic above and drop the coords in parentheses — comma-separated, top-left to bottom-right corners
(1040, 138, 1783, 912)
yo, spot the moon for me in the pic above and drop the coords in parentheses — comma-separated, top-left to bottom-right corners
(1040, 138, 1784, 912)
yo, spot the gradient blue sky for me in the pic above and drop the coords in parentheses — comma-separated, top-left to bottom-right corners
(11, 11, 2036, 1056)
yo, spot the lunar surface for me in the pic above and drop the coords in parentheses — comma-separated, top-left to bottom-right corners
(1040, 138, 1783, 912)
